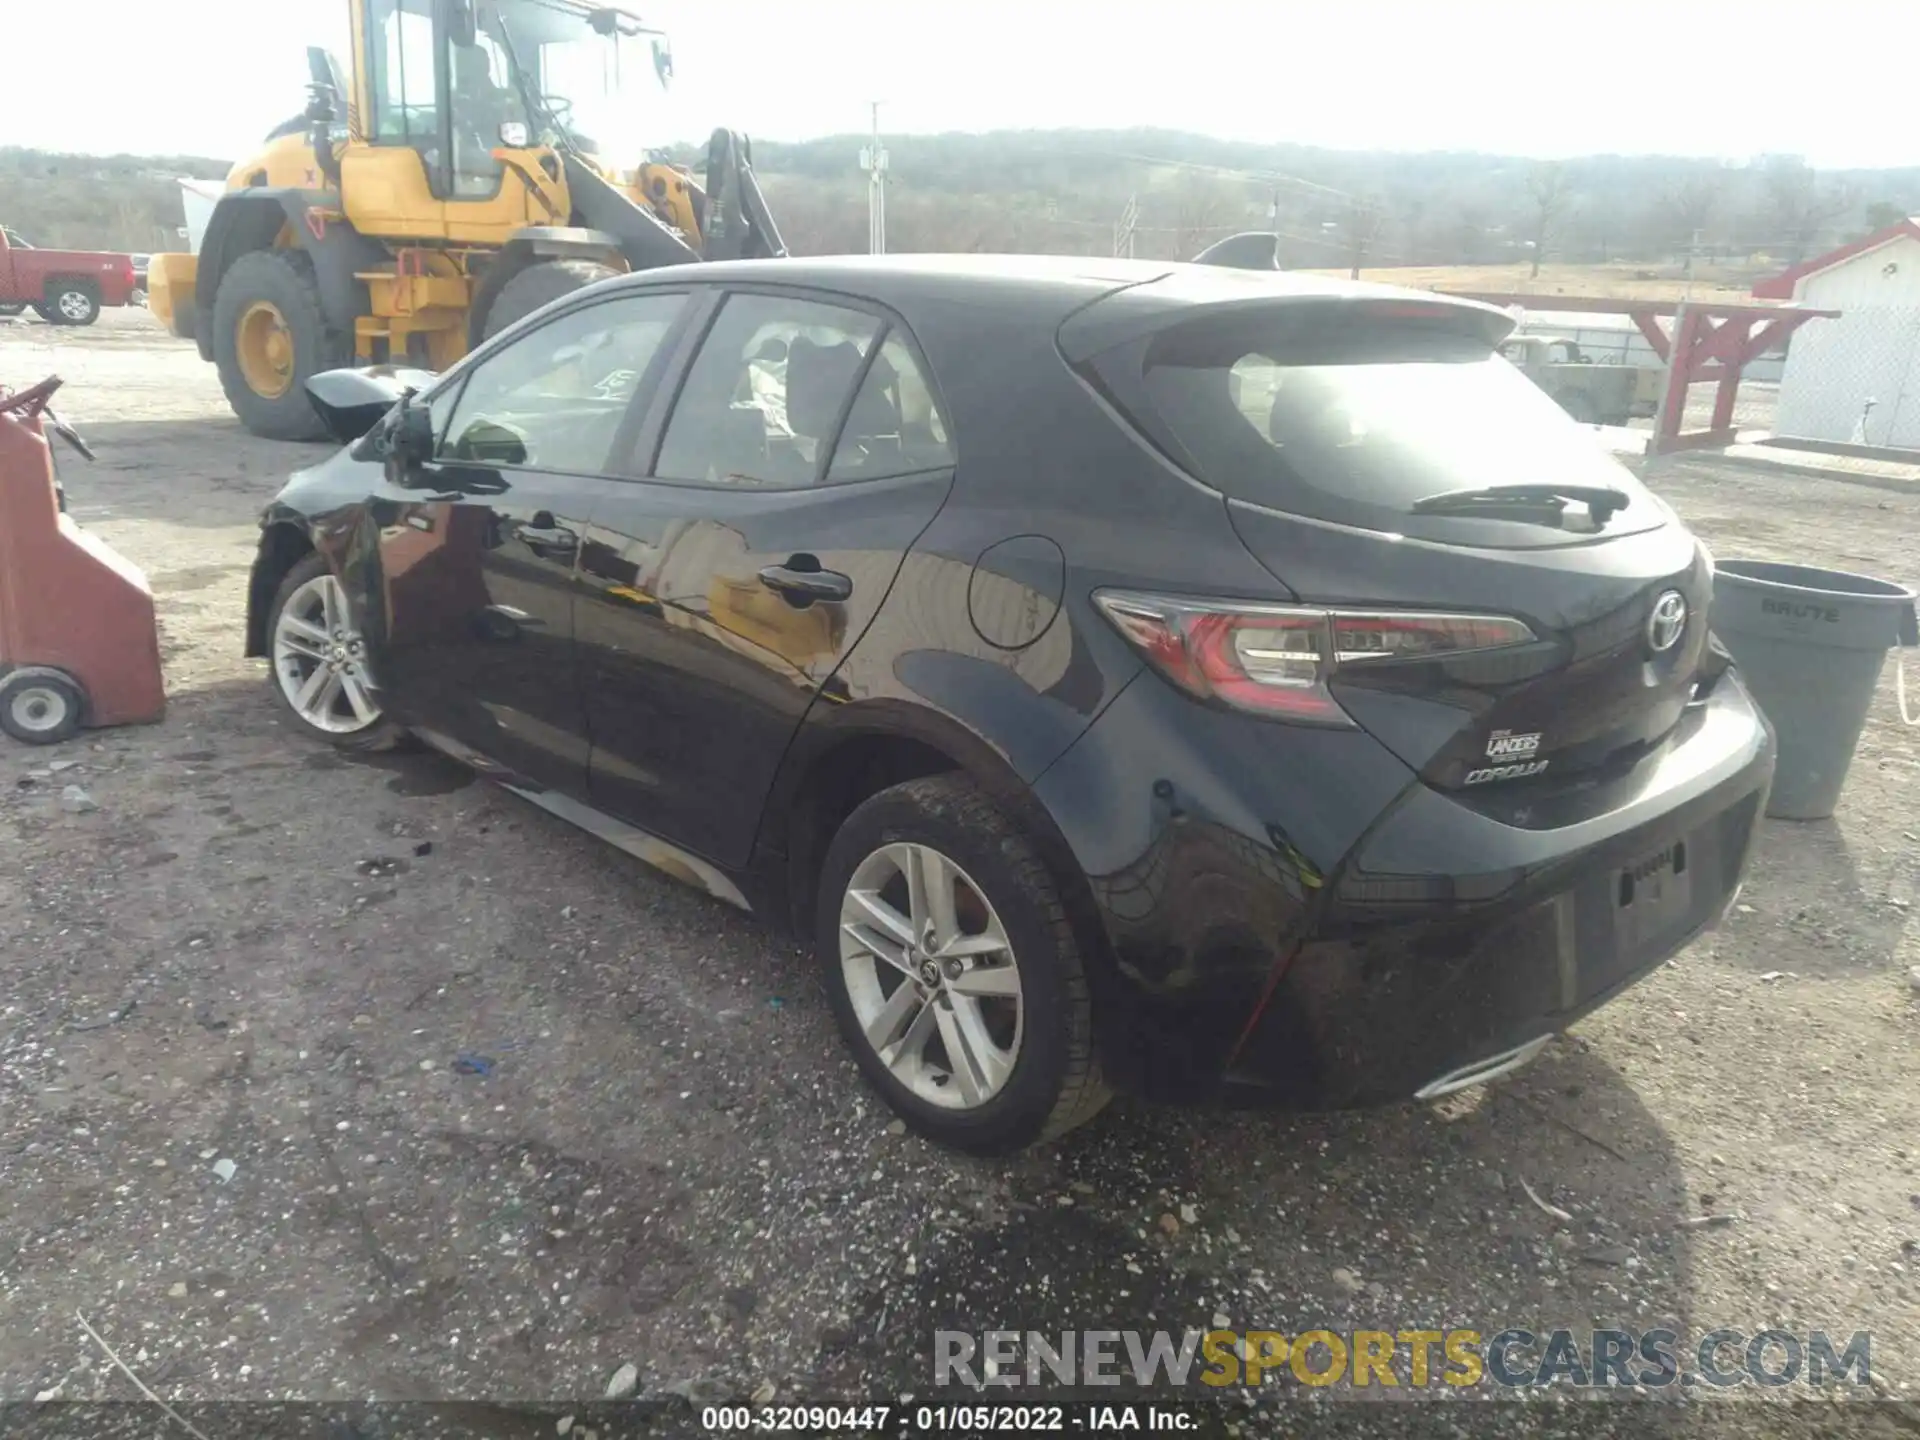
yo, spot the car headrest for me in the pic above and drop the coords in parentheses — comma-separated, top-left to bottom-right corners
(842, 352, 900, 439)
(784, 337, 864, 440)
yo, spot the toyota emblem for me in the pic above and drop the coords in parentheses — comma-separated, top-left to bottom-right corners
(1646, 590, 1688, 653)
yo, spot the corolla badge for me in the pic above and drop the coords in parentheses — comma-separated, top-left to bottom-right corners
(1647, 590, 1688, 653)
(1466, 731, 1549, 785)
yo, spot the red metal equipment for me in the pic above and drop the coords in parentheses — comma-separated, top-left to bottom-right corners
(1447, 293, 1839, 455)
(0, 376, 165, 743)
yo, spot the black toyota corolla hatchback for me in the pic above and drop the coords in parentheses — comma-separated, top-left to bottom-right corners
(246, 254, 1773, 1152)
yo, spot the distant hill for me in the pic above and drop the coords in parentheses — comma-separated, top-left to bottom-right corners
(733, 129, 1920, 270)
(7, 129, 1917, 271)
(0, 148, 230, 252)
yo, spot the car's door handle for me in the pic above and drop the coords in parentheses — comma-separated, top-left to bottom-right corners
(758, 559, 852, 605)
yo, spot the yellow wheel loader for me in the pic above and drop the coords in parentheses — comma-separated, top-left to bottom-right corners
(147, 0, 784, 440)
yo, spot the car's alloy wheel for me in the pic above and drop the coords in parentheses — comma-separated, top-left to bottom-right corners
(817, 774, 1109, 1153)
(272, 571, 382, 735)
(839, 841, 1025, 1110)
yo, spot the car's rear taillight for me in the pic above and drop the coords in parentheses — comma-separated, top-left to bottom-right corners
(1095, 590, 1536, 725)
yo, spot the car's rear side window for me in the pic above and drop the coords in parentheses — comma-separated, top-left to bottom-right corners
(1132, 314, 1655, 535)
(825, 332, 955, 483)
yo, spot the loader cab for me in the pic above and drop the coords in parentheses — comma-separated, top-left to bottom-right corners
(348, 0, 670, 242)
(359, 0, 526, 204)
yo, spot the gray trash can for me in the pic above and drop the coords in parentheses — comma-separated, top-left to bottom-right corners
(1710, 560, 1919, 820)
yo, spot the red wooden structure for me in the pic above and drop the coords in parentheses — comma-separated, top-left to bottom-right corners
(1445, 293, 1839, 455)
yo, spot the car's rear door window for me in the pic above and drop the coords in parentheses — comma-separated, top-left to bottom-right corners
(652, 293, 883, 488)
(1129, 311, 1663, 542)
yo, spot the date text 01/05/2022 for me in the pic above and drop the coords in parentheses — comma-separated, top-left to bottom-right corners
(699, 1404, 1195, 1431)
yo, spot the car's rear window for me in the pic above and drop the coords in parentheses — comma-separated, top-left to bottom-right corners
(1134, 315, 1659, 539)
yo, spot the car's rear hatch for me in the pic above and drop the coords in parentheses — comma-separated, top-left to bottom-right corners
(1064, 276, 1716, 799)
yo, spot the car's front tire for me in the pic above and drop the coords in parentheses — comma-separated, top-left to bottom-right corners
(266, 552, 405, 751)
(817, 774, 1109, 1153)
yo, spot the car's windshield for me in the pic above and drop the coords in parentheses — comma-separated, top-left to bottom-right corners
(487, 0, 667, 158)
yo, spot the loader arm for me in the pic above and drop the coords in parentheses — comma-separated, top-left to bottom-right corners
(699, 130, 786, 262)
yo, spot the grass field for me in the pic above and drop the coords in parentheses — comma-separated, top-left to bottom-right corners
(1307, 260, 1778, 303)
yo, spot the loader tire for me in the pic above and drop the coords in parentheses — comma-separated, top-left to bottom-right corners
(481, 259, 620, 342)
(213, 250, 343, 442)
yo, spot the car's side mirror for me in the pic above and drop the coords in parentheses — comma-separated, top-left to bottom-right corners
(391, 400, 436, 464)
(309, 366, 438, 445)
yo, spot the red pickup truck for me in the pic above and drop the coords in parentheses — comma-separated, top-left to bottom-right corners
(0, 227, 139, 326)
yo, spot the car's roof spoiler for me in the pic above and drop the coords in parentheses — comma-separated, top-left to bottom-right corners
(1191, 232, 1282, 271)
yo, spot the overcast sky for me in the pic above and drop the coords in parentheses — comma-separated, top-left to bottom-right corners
(2, 0, 1911, 169)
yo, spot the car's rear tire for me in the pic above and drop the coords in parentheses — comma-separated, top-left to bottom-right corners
(265, 552, 406, 751)
(213, 250, 342, 441)
(481, 259, 620, 341)
(816, 773, 1109, 1153)
(0, 302, 24, 317)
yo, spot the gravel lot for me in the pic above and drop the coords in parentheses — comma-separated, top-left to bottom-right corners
(3, 310, 1918, 1438)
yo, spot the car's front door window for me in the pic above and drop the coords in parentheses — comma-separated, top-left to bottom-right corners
(439, 291, 687, 474)
(652, 294, 883, 488)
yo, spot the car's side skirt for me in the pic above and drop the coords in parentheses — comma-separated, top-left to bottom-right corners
(410, 726, 753, 913)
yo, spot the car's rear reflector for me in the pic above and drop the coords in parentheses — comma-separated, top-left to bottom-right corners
(1095, 590, 1535, 725)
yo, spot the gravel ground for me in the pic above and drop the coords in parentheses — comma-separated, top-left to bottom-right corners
(2, 310, 1918, 1438)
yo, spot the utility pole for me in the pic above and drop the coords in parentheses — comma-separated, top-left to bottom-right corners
(859, 102, 888, 255)
(1114, 193, 1138, 258)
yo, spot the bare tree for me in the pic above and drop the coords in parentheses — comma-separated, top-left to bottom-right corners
(1656, 172, 1722, 268)
(1524, 162, 1572, 278)
(1762, 157, 1853, 263)
(1861, 199, 1908, 235)
(1448, 203, 1491, 265)
(1398, 195, 1430, 266)
(1167, 175, 1239, 261)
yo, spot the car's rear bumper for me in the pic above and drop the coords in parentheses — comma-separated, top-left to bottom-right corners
(1033, 664, 1773, 1109)
(1222, 676, 1774, 1108)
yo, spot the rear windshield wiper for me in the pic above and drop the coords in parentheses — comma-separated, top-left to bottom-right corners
(1411, 483, 1632, 524)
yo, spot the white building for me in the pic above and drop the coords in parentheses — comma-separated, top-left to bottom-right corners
(1754, 218, 1920, 448)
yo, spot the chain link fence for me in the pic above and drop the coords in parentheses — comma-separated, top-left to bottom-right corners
(1770, 308, 1920, 449)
